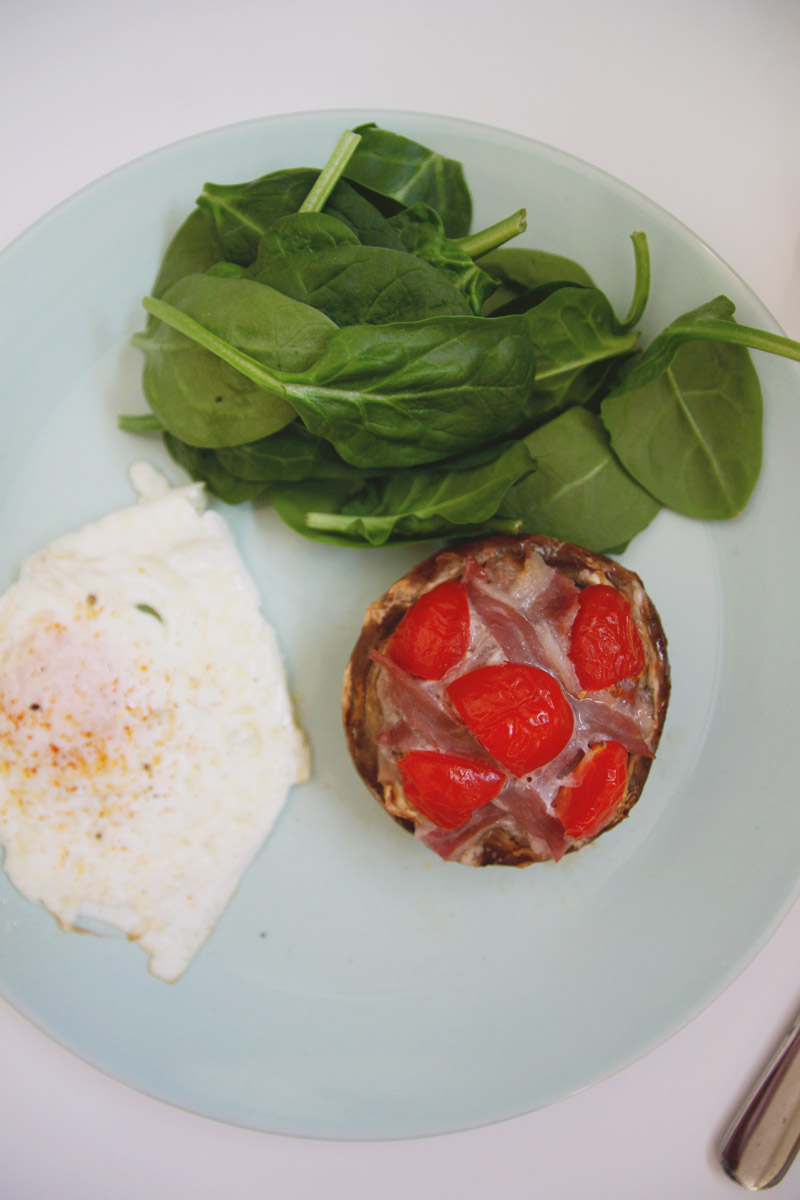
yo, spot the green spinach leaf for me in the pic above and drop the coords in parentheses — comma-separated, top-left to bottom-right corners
(140, 207, 226, 334)
(132, 274, 335, 447)
(523, 286, 640, 415)
(249, 238, 471, 325)
(597, 296, 800, 518)
(345, 123, 472, 237)
(479, 245, 595, 292)
(163, 433, 266, 504)
(478, 246, 594, 316)
(142, 295, 542, 467)
(217, 426, 522, 485)
(215, 423, 384, 482)
(479, 232, 649, 332)
(498, 407, 661, 551)
(269, 480, 364, 546)
(250, 211, 361, 259)
(270, 438, 533, 546)
(387, 203, 523, 314)
(149, 208, 225, 299)
(198, 169, 405, 264)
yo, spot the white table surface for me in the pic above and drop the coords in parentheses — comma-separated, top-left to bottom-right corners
(1, 1, 799, 1197)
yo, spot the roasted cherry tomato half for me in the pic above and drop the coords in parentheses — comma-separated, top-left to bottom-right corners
(446, 663, 574, 777)
(386, 579, 470, 680)
(568, 585, 645, 691)
(398, 750, 505, 830)
(554, 739, 629, 839)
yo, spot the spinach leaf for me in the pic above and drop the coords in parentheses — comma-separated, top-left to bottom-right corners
(603, 343, 761, 520)
(140, 207, 226, 334)
(195, 169, 316, 264)
(479, 246, 595, 293)
(479, 231, 649, 332)
(163, 432, 265, 504)
(270, 480, 368, 546)
(197, 169, 404, 265)
(248, 203, 525, 324)
(481, 281, 578, 317)
(249, 211, 360, 259)
(274, 310, 539, 469)
(215, 423, 384, 482)
(248, 238, 471, 325)
(345, 123, 472, 237)
(270, 438, 533, 546)
(318, 179, 408, 249)
(149, 208, 225, 299)
(497, 407, 661, 551)
(132, 274, 335, 447)
(387, 203, 522, 315)
(142, 295, 542, 467)
(218, 426, 522, 485)
(598, 296, 800, 518)
(478, 246, 594, 317)
(523, 286, 640, 415)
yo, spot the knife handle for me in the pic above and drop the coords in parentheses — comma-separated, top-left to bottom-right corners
(721, 1007, 800, 1190)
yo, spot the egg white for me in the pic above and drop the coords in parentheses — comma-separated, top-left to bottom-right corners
(0, 463, 309, 981)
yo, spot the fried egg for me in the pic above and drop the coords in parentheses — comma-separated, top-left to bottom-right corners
(0, 462, 309, 981)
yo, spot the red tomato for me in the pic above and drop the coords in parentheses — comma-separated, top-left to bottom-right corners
(568, 585, 645, 690)
(386, 580, 470, 680)
(554, 740, 628, 838)
(398, 750, 505, 830)
(446, 663, 574, 777)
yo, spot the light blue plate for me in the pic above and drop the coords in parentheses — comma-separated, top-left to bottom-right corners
(0, 110, 798, 1140)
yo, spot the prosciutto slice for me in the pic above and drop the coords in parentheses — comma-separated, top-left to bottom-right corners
(494, 778, 568, 860)
(370, 650, 490, 760)
(421, 803, 508, 862)
(464, 574, 551, 669)
(571, 693, 655, 757)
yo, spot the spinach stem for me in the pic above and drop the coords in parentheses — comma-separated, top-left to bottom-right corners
(303, 512, 524, 534)
(454, 209, 527, 259)
(476, 517, 524, 534)
(117, 413, 164, 433)
(618, 232, 651, 332)
(139, 296, 290, 399)
(304, 512, 373, 532)
(299, 130, 362, 213)
(680, 320, 800, 361)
